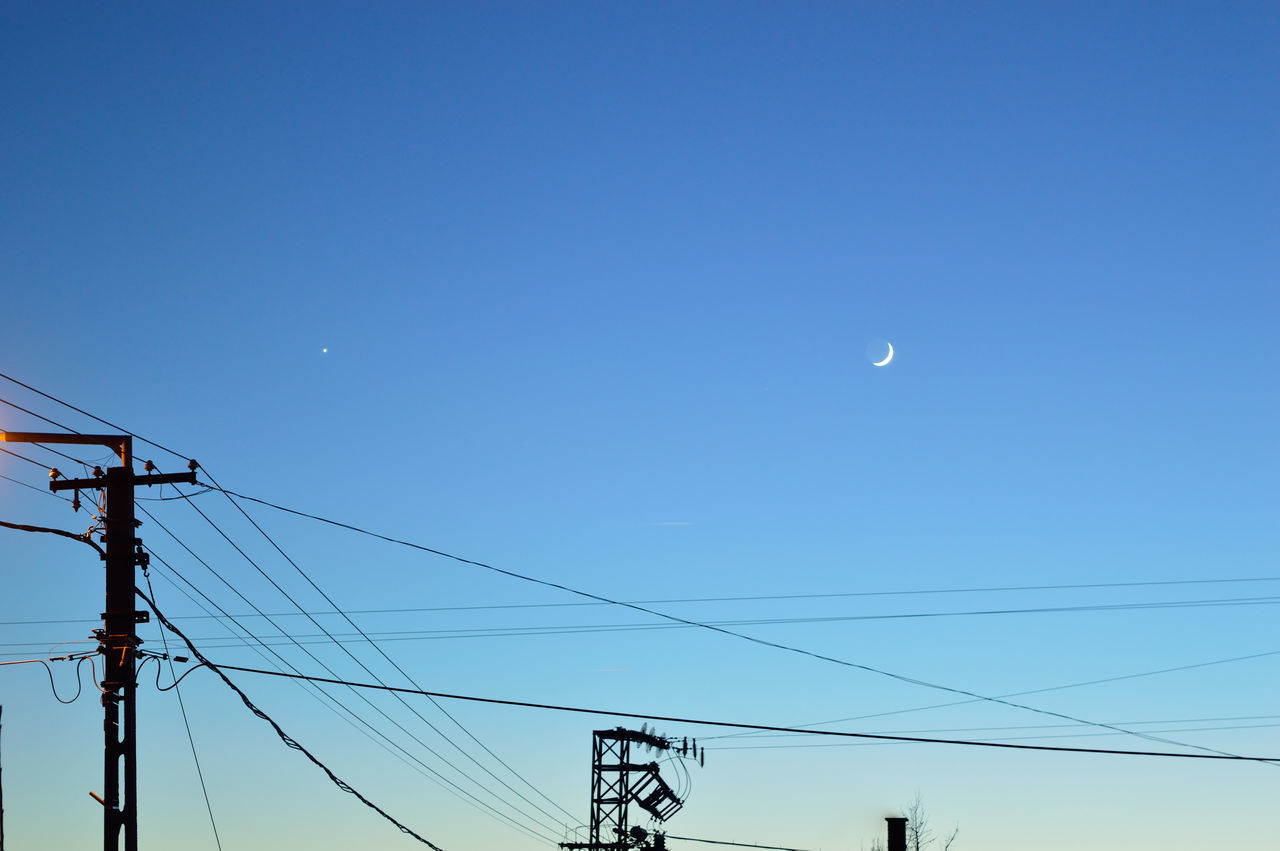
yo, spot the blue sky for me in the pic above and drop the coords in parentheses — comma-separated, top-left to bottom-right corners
(1, 3, 1277, 849)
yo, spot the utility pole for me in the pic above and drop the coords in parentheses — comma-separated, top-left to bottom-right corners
(0, 433, 195, 851)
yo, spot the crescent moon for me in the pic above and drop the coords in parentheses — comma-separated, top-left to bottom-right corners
(872, 342, 894, 367)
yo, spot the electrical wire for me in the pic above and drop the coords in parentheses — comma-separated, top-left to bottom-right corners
(136, 488, 214, 501)
(136, 585, 450, 850)
(183, 466, 579, 828)
(0, 445, 53, 469)
(709, 647, 1280, 741)
(0, 656, 89, 703)
(0, 373, 188, 462)
(0, 396, 81, 431)
(666, 836, 814, 851)
(0, 519, 105, 557)
(4, 381, 1268, 764)
(137, 507, 561, 844)
(186, 484, 1254, 762)
(139, 551, 530, 823)
(137, 655, 207, 692)
(144, 572, 224, 851)
(2, 381, 1266, 768)
(717, 713, 1280, 739)
(23, 597, 1263, 649)
(12, 591, 1280, 628)
(183, 660, 1280, 763)
(0, 471, 73, 502)
(2, 404, 565, 842)
(711, 721, 1280, 750)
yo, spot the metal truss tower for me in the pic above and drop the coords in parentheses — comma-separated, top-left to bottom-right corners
(561, 726, 694, 851)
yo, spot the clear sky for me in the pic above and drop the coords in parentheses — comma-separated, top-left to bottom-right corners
(1, 2, 1277, 850)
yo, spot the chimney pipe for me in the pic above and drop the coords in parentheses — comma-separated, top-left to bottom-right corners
(886, 816, 907, 851)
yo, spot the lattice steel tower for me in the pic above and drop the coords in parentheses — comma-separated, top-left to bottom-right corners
(560, 726, 701, 851)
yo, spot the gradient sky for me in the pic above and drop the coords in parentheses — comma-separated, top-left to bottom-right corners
(1, 3, 1277, 850)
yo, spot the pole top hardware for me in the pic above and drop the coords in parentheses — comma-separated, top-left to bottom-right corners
(0, 432, 132, 466)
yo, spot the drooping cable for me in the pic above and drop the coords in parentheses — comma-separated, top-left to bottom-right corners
(138, 506, 559, 843)
(135, 586, 449, 850)
(184, 467, 578, 828)
(0, 657, 89, 703)
(144, 572, 223, 851)
(140, 548, 540, 826)
(0, 519, 105, 557)
(0, 406, 560, 842)
(0, 465, 513, 837)
(192, 661, 1280, 763)
(190, 485, 1252, 762)
(1, 379, 1261, 765)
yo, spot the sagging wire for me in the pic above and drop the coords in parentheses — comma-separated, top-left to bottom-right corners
(135, 507, 557, 845)
(143, 570, 224, 851)
(134, 653, 207, 692)
(153, 462, 572, 838)
(136, 584, 449, 851)
(0, 518, 105, 558)
(0, 654, 95, 703)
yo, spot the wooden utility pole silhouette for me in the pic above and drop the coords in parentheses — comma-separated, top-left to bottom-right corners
(0, 433, 195, 851)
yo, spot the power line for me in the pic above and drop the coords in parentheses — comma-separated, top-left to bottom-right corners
(9, 594, 1279, 632)
(196, 488, 1280, 600)
(0, 519, 104, 557)
(0, 373, 188, 462)
(192, 483, 1252, 761)
(212, 478, 581, 827)
(135, 586, 450, 850)
(140, 550, 553, 844)
(165, 467, 578, 833)
(184, 660, 1280, 763)
(0, 395, 78, 432)
(722, 713, 1280, 739)
(1, 380, 1263, 764)
(0, 471, 73, 502)
(711, 721, 1280, 750)
(143, 573, 223, 851)
(0, 596, 1264, 644)
(0, 656, 91, 703)
(0, 445, 53, 470)
(666, 835, 814, 851)
(709, 647, 1280, 741)
(138, 508, 561, 845)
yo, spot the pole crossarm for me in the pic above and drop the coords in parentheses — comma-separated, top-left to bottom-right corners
(51, 472, 196, 492)
(0, 432, 132, 466)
